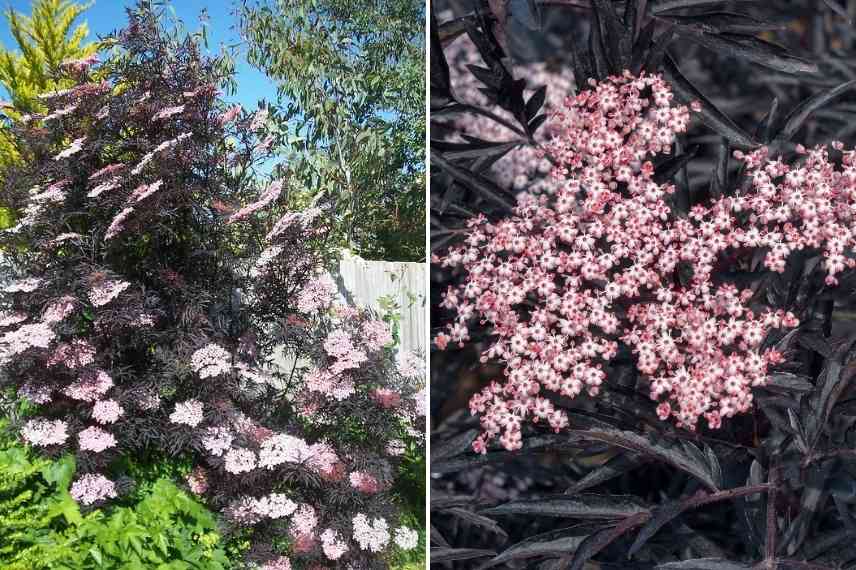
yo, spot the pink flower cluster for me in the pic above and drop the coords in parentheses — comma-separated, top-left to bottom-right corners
(190, 343, 232, 379)
(320, 528, 348, 560)
(227, 179, 282, 223)
(296, 274, 337, 315)
(393, 526, 419, 550)
(47, 340, 96, 368)
(21, 418, 69, 447)
(306, 368, 354, 401)
(259, 557, 291, 570)
(349, 471, 381, 494)
(78, 426, 117, 452)
(323, 330, 368, 374)
(201, 426, 233, 456)
(169, 399, 204, 427)
(70, 473, 116, 505)
(352, 513, 390, 552)
(63, 369, 113, 401)
(0, 323, 56, 361)
(362, 319, 393, 351)
(92, 399, 124, 424)
(187, 466, 208, 495)
(435, 72, 815, 452)
(224, 447, 257, 474)
(89, 279, 130, 306)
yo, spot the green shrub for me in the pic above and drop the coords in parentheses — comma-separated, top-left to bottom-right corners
(0, 426, 230, 569)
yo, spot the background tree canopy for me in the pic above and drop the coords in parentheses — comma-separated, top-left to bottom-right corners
(239, 0, 426, 262)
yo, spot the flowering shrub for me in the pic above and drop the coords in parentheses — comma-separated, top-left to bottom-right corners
(0, 4, 424, 568)
(431, 2, 856, 569)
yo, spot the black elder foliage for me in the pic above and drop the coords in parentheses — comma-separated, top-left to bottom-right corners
(431, 1, 856, 569)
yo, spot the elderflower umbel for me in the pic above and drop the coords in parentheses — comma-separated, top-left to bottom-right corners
(352, 513, 390, 552)
(78, 426, 117, 453)
(434, 71, 807, 452)
(70, 473, 116, 505)
(169, 399, 204, 427)
(190, 343, 232, 379)
(21, 418, 69, 446)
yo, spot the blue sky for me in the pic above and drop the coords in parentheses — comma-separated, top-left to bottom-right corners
(0, 0, 278, 110)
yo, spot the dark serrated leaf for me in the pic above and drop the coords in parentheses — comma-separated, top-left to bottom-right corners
(478, 526, 597, 569)
(775, 79, 856, 142)
(525, 85, 547, 122)
(570, 516, 646, 570)
(663, 56, 756, 147)
(764, 373, 814, 393)
(529, 114, 548, 134)
(571, 428, 721, 490)
(593, 0, 628, 70)
(431, 139, 524, 161)
(567, 454, 647, 494)
(656, 559, 752, 570)
(644, 25, 676, 73)
(654, 145, 699, 183)
(430, 548, 497, 563)
(678, 31, 818, 75)
(659, 11, 784, 34)
(431, 152, 515, 211)
(482, 494, 649, 519)
(431, 428, 479, 461)
(443, 508, 509, 538)
(653, 0, 767, 15)
(430, 10, 454, 108)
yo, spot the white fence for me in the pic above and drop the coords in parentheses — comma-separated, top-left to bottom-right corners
(331, 250, 427, 356)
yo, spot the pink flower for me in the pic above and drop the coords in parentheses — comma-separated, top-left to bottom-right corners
(42, 296, 76, 323)
(47, 340, 96, 368)
(53, 136, 85, 160)
(0, 311, 27, 327)
(320, 528, 348, 560)
(352, 513, 390, 552)
(21, 418, 68, 446)
(186, 466, 208, 495)
(290, 503, 318, 538)
(259, 557, 291, 570)
(78, 426, 117, 452)
(129, 179, 164, 203)
(190, 343, 232, 379)
(224, 447, 256, 474)
(362, 320, 393, 351)
(296, 275, 337, 314)
(89, 279, 130, 306)
(218, 104, 242, 125)
(87, 177, 122, 198)
(258, 433, 310, 468)
(92, 399, 124, 424)
(349, 471, 381, 494)
(152, 104, 185, 120)
(0, 323, 56, 358)
(394, 526, 419, 550)
(397, 350, 424, 378)
(104, 207, 135, 240)
(226, 179, 282, 223)
(169, 399, 204, 427)
(70, 473, 116, 505)
(201, 426, 233, 456)
(64, 369, 113, 401)
(88, 163, 126, 181)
